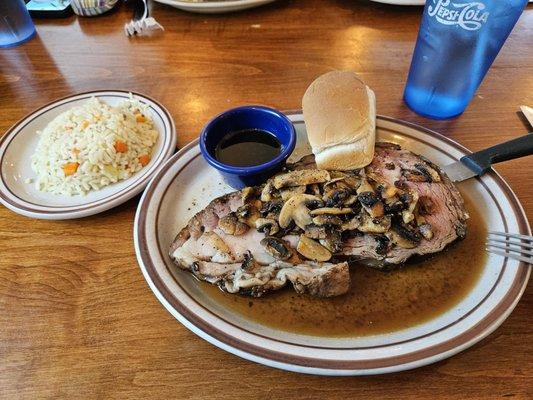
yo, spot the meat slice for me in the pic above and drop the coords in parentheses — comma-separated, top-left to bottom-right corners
(343, 142, 469, 265)
(169, 142, 469, 297)
(169, 192, 350, 297)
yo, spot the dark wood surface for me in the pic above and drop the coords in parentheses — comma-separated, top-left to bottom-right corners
(0, 1, 531, 398)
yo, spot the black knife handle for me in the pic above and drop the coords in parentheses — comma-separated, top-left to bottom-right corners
(460, 133, 533, 175)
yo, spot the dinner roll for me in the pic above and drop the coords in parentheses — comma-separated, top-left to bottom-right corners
(302, 71, 376, 170)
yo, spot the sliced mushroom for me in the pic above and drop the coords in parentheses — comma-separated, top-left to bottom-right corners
(241, 187, 255, 203)
(278, 194, 323, 229)
(356, 178, 374, 195)
(387, 230, 416, 249)
(400, 191, 419, 224)
(236, 203, 260, 227)
(260, 181, 277, 202)
(320, 230, 343, 253)
(304, 224, 327, 239)
(344, 195, 358, 206)
(341, 217, 360, 231)
(312, 214, 343, 226)
(358, 213, 391, 234)
(260, 200, 283, 218)
(418, 223, 434, 240)
(280, 185, 306, 201)
(384, 200, 405, 215)
(379, 184, 398, 201)
(273, 169, 330, 189)
(403, 169, 430, 183)
(310, 207, 353, 216)
(255, 218, 279, 236)
(241, 251, 255, 270)
(297, 235, 332, 262)
(415, 163, 441, 182)
(323, 177, 346, 190)
(260, 237, 292, 260)
(401, 211, 415, 224)
(218, 213, 249, 235)
(324, 188, 351, 208)
(342, 173, 361, 190)
(388, 222, 421, 249)
(358, 192, 385, 218)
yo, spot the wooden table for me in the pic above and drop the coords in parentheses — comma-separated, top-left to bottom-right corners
(1, 1, 532, 398)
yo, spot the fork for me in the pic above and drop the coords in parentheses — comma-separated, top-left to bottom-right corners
(486, 231, 532, 264)
(124, 0, 164, 37)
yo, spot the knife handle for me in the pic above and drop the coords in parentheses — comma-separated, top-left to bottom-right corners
(460, 133, 533, 175)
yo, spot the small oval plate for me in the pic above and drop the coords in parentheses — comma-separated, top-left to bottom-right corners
(0, 90, 176, 220)
(153, 0, 277, 14)
(134, 113, 530, 375)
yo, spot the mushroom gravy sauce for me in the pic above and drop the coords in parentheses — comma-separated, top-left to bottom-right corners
(198, 194, 486, 337)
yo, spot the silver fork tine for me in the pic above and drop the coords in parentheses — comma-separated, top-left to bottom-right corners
(488, 231, 533, 242)
(485, 249, 532, 264)
(487, 237, 533, 250)
(485, 231, 533, 265)
(486, 242, 533, 256)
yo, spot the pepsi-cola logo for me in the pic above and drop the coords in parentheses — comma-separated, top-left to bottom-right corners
(428, 0, 490, 31)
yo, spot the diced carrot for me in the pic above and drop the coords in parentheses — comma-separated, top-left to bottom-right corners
(63, 162, 79, 176)
(81, 120, 90, 130)
(114, 140, 128, 153)
(138, 154, 150, 167)
(135, 113, 146, 123)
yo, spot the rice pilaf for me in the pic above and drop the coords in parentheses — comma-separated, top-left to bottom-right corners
(30, 96, 159, 196)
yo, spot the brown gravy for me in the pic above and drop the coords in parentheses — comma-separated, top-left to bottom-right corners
(198, 194, 487, 337)
(214, 128, 281, 167)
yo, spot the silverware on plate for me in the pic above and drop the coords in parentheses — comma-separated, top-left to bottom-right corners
(442, 133, 533, 182)
(486, 231, 532, 265)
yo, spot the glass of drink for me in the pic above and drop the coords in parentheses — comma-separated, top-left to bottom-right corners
(0, 0, 36, 48)
(403, 0, 528, 120)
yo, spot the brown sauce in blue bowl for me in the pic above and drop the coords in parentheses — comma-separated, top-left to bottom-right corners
(214, 129, 282, 167)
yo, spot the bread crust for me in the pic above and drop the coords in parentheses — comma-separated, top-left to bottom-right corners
(302, 71, 376, 170)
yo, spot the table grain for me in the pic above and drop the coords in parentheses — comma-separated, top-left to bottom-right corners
(0, 1, 532, 399)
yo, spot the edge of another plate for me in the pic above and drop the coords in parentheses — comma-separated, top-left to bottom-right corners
(0, 90, 177, 220)
(153, 0, 278, 13)
(134, 113, 530, 375)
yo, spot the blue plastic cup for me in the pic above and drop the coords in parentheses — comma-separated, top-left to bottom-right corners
(0, 0, 36, 48)
(404, 0, 528, 120)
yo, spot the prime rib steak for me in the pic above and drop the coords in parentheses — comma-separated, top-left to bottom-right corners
(169, 142, 469, 298)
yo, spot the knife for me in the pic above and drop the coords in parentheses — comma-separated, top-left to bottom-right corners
(520, 105, 533, 128)
(442, 133, 533, 182)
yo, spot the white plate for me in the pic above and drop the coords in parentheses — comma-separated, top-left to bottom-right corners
(134, 113, 530, 375)
(0, 90, 176, 220)
(154, 0, 277, 14)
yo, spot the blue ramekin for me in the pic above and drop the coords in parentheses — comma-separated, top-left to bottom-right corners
(199, 106, 296, 189)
